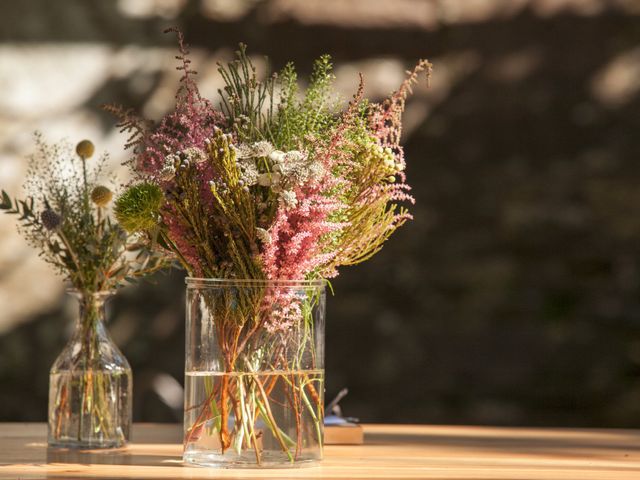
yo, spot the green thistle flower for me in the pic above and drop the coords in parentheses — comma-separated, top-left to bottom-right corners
(91, 185, 113, 207)
(114, 183, 164, 233)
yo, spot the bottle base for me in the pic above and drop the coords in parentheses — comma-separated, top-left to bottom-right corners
(48, 438, 128, 449)
(183, 450, 321, 468)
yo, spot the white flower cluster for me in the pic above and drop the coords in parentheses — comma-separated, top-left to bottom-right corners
(159, 156, 177, 181)
(182, 147, 208, 165)
(255, 227, 271, 244)
(235, 141, 275, 189)
(234, 141, 274, 159)
(233, 141, 328, 210)
(270, 150, 325, 186)
(159, 147, 208, 181)
(279, 190, 298, 209)
(237, 161, 259, 187)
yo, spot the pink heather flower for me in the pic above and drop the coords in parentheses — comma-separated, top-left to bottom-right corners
(261, 288, 303, 334)
(133, 30, 224, 177)
(261, 187, 345, 281)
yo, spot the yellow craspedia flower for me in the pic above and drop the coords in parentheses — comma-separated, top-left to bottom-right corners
(76, 140, 95, 159)
(91, 185, 113, 207)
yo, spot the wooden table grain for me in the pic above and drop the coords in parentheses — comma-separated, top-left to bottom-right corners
(0, 423, 639, 479)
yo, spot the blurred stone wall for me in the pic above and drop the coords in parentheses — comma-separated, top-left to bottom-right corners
(1, 0, 640, 426)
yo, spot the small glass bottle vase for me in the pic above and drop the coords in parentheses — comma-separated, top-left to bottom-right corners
(184, 278, 326, 468)
(48, 290, 132, 449)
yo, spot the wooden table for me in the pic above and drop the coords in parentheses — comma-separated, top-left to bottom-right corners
(0, 423, 639, 479)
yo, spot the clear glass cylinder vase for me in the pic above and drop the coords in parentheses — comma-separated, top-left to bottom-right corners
(184, 278, 326, 468)
(48, 290, 132, 449)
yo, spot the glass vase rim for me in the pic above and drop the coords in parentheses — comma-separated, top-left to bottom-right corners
(185, 277, 326, 288)
(65, 288, 116, 299)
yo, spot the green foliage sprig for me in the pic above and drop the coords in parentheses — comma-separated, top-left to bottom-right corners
(217, 44, 278, 144)
(217, 46, 339, 151)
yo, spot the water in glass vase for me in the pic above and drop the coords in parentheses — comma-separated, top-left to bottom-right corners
(48, 370, 131, 449)
(184, 370, 324, 468)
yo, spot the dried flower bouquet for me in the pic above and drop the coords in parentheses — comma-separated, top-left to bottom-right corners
(110, 29, 430, 466)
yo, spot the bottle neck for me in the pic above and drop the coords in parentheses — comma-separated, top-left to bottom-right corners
(69, 290, 113, 333)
